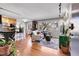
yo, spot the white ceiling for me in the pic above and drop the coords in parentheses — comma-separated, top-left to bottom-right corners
(0, 3, 69, 21)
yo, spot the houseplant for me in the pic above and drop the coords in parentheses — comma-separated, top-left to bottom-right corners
(0, 38, 15, 56)
(10, 42, 16, 56)
(59, 23, 70, 55)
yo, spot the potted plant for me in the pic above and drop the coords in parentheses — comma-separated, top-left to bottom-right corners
(0, 38, 13, 56)
(10, 42, 16, 56)
(59, 23, 70, 55)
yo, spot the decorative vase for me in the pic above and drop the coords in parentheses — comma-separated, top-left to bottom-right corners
(59, 35, 70, 55)
(45, 36, 51, 41)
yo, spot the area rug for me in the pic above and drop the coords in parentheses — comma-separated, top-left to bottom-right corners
(15, 33, 24, 41)
(38, 38, 59, 50)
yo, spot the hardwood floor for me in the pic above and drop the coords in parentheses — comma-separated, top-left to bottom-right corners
(16, 35, 65, 56)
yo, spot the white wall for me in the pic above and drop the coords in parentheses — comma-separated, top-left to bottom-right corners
(24, 21, 32, 35)
(16, 18, 25, 38)
(70, 17, 79, 36)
